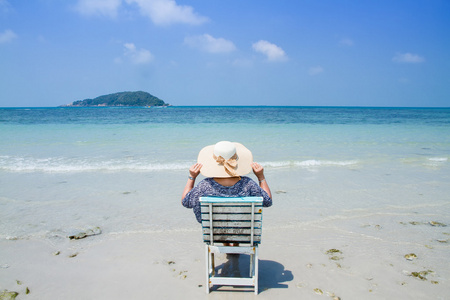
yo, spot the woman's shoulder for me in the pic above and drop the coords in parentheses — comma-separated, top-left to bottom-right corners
(198, 177, 215, 185)
(240, 176, 255, 182)
(240, 176, 258, 185)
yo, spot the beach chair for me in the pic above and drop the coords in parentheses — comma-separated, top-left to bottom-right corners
(200, 196, 263, 295)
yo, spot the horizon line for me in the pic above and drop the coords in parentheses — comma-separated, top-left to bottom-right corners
(1, 105, 449, 109)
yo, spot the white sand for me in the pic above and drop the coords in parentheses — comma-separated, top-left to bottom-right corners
(1, 223, 449, 300)
(1, 164, 449, 299)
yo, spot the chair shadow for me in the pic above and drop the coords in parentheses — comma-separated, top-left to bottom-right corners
(214, 254, 293, 293)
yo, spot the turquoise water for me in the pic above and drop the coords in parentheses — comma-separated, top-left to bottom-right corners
(1, 107, 449, 172)
(0, 107, 449, 242)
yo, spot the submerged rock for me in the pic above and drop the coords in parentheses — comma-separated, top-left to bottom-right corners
(406, 270, 434, 281)
(404, 253, 417, 261)
(326, 249, 342, 255)
(326, 249, 343, 262)
(0, 290, 19, 300)
(330, 256, 342, 261)
(429, 221, 446, 227)
(409, 221, 423, 226)
(68, 227, 102, 240)
(313, 288, 323, 295)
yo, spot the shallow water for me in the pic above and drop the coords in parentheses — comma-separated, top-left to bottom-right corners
(0, 107, 449, 245)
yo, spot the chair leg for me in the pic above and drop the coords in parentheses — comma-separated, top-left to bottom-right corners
(205, 245, 210, 294)
(254, 247, 259, 295)
(211, 253, 215, 276)
(249, 254, 254, 277)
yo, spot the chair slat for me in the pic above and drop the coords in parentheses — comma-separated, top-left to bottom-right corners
(202, 228, 262, 236)
(200, 205, 262, 214)
(203, 235, 261, 243)
(201, 221, 262, 228)
(200, 196, 263, 203)
(201, 213, 262, 221)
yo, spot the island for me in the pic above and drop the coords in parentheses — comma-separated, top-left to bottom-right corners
(61, 91, 169, 107)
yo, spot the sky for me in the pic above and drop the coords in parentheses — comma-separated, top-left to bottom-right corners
(0, 0, 449, 107)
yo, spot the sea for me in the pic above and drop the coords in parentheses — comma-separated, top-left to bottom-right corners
(0, 106, 449, 248)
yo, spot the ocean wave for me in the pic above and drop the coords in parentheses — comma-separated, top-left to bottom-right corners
(427, 157, 448, 162)
(0, 156, 192, 173)
(401, 156, 448, 167)
(0, 156, 359, 173)
(262, 159, 359, 168)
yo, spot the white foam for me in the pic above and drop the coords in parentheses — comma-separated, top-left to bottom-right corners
(262, 159, 359, 168)
(427, 157, 448, 162)
(297, 160, 359, 167)
(1, 155, 361, 173)
(0, 156, 192, 173)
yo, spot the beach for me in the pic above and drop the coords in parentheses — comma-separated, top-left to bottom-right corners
(1, 107, 449, 299)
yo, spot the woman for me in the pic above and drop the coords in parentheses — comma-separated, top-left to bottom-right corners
(181, 141, 272, 223)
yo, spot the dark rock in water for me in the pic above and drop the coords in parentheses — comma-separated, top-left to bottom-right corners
(409, 221, 423, 225)
(0, 290, 19, 300)
(410, 270, 432, 281)
(429, 221, 446, 227)
(68, 227, 102, 240)
(404, 253, 417, 261)
(326, 249, 342, 255)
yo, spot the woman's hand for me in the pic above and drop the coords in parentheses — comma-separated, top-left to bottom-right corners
(251, 162, 265, 181)
(252, 162, 272, 199)
(182, 163, 203, 201)
(189, 163, 202, 179)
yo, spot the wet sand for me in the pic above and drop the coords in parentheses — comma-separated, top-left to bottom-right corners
(1, 221, 449, 299)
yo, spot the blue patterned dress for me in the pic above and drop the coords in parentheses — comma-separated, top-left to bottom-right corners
(182, 176, 272, 223)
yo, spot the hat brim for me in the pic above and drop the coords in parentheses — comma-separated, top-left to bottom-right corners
(197, 142, 253, 178)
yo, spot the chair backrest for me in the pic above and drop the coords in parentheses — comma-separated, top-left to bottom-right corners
(200, 196, 263, 246)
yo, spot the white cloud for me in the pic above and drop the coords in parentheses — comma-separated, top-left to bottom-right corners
(339, 38, 354, 47)
(74, 0, 208, 25)
(74, 0, 122, 17)
(126, 0, 208, 26)
(392, 52, 425, 63)
(184, 34, 236, 53)
(0, 29, 17, 43)
(0, 0, 12, 13)
(252, 40, 287, 62)
(123, 43, 153, 64)
(308, 66, 324, 76)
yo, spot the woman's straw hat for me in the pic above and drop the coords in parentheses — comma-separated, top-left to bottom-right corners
(197, 141, 253, 178)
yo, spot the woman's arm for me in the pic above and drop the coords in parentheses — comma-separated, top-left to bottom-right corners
(251, 162, 272, 199)
(181, 163, 202, 201)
